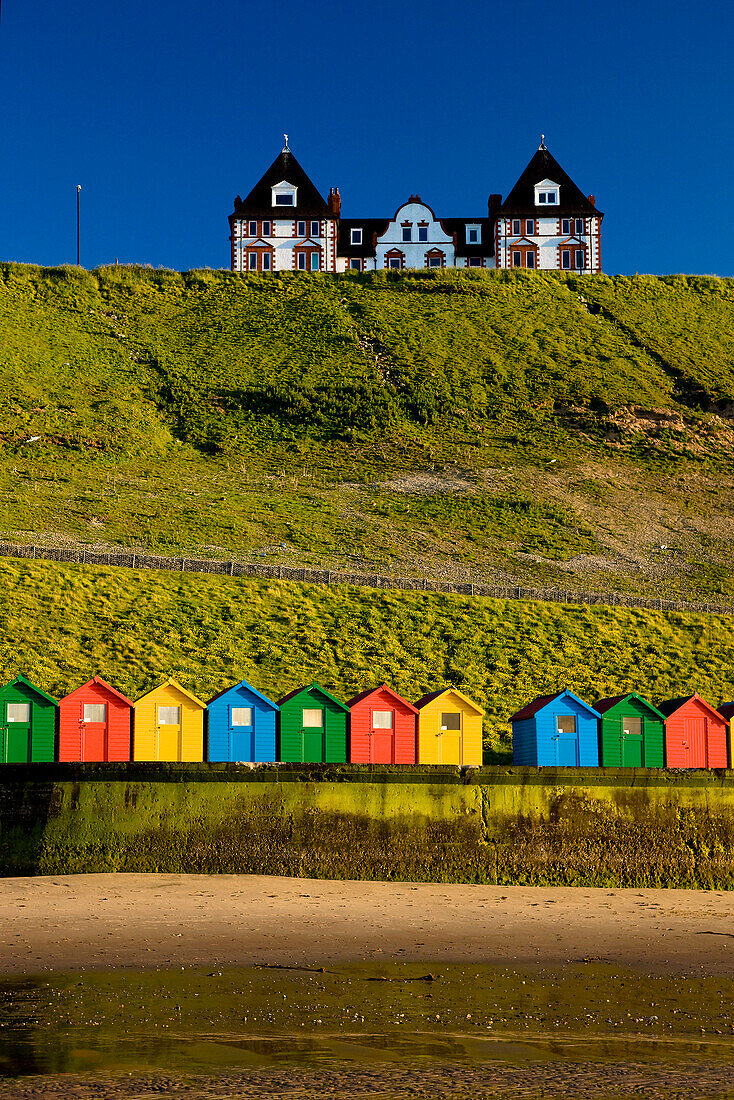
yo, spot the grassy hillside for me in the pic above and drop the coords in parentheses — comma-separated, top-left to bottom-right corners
(0, 558, 732, 759)
(1, 263, 734, 602)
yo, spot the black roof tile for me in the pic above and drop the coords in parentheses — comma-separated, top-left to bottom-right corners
(499, 146, 602, 217)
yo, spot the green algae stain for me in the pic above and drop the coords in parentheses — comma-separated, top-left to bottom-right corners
(2, 769, 734, 886)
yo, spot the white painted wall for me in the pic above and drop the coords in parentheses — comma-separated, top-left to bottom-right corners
(375, 202, 455, 270)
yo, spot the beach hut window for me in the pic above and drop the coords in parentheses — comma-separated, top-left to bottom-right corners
(303, 708, 323, 727)
(557, 715, 576, 734)
(623, 716, 642, 737)
(83, 703, 105, 723)
(232, 707, 253, 726)
(441, 712, 461, 731)
(158, 706, 180, 725)
(7, 703, 30, 722)
(373, 710, 393, 729)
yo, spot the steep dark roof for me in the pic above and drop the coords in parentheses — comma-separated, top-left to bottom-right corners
(718, 702, 734, 721)
(338, 218, 389, 257)
(595, 692, 666, 719)
(232, 149, 332, 219)
(656, 695, 696, 717)
(441, 218, 495, 258)
(509, 692, 562, 722)
(499, 146, 602, 217)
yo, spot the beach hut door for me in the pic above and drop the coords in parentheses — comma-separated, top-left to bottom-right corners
(158, 705, 182, 760)
(3, 701, 31, 763)
(683, 717, 705, 767)
(83, 702, 108, 762)
(230, 706, 254, 761)
(555, 715, 578, 765)
(621, 715, 643, 766)
(371, 709, 394, 763)
(440, 712, 462, 764)
(301, 708, 325, 762)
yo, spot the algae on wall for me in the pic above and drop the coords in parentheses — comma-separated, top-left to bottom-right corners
(1, 765, 734, 888)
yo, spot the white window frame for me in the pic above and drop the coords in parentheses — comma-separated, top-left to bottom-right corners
(575, 217, 584, 235)
(526, 219, 535, 235)
(535, 180, 560, 206)
(417, 225, 428, 242)
(310, 251, 320, 271)
(427, 254, 443, 268)
(248, 251, 258, 271)
(468, 257, 481, 267)
(271, 181, 297, 207)
(561, 249, 571, 269)
(7, 703, 30, 723)
(349, 258, 361, 270)
(512, 250, 522, 267)
(350, 227, 363, 245)
(575, 249, 585, 271)
(526, 250, 536, 269)
(466, 224, 481, 244)
(303, 708, 323, 728)
(262, 252, 272, 271)
(388, 256, 402, 269)
(231, 707, 254, 727)
(158, 705, 180, 725)
(402, 226, 412, 243)
(248, 220, 257, 236)
(512, 219, 522, 235)
(297, 220, 306, 237)
(262, 220, 271, 236)
(297, 252, 307, 270)
(561, 218, 572, 235)
(310, 220, 320, 237)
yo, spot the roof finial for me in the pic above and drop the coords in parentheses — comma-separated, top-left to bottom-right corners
(282, 133, 289, 152)
(539, 133, 546, 150)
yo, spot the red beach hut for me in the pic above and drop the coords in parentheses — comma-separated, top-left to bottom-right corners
(58, 676, 134, 762)
(346, 683, 418, 764)
(657, 694, 728, 769)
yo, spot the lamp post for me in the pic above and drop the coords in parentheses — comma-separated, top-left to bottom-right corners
(76, 185, 81, 266)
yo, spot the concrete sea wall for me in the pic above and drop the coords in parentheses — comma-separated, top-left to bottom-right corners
(1, 764, 733, 887)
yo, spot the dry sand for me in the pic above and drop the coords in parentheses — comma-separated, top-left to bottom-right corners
(0, 874, 733, 976)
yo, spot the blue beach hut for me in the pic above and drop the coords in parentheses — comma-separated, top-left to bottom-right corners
(509, 691, 600, 766)
(206, 680, 279, 762)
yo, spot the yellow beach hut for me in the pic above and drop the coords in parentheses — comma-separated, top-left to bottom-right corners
(133, 678, 206, 762)
(414, 687, 484, 766)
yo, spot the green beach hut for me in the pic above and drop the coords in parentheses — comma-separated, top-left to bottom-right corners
(594, 692, 666, 767)
(0, 675, 58, 763)
(277, 683, 348, 763)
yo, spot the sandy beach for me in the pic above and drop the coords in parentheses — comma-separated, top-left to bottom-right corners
(0, 874, 732, 976)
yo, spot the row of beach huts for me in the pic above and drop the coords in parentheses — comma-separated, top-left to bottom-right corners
(0, 675, 733, 769)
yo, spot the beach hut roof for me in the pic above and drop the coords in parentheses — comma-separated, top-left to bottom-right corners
(276, 682, 349, 712)
(207, 679, 279, 710)
(0, 674, 58, 705)
(594, 692, 667, 720)
(61, 675, 133, 707)
(134, 677, 207, 710)
(509, 690, 600, 723)
(718, 701, 734, 721)
(413, 686, 484, 716)
(346, 683, 418, 713)
(657, 693, 724, 721)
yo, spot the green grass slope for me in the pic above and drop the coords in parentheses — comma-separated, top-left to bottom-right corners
(0, 558, 732, 759)
(1, 263, 734, 602)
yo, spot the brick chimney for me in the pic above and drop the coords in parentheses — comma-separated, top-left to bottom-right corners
(587, 194, 596, 207)
(487, 193, 502, 216)
(328, 187, 342, 216)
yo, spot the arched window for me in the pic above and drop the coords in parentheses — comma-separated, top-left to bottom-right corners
(384, 249, 405, 270)
(424, 249, 445, 269)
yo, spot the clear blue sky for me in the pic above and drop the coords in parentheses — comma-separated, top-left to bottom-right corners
(1, 0, 732, 275)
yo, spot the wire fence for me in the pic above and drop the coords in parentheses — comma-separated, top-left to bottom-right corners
(0, 540, 730, 617)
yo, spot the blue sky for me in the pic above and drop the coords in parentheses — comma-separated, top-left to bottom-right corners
(1, 0, 732, 275)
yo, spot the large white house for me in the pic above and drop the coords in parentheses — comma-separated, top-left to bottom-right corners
(229, 138, 603, 274)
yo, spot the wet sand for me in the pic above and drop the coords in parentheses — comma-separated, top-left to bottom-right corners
(0, 874, 733, 976)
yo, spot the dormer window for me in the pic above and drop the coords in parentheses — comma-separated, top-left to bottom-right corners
(350, 227, 363, 245)
(535, 179, 560, 206)
(466, 224, 481, 244)
(271, 180, 297, 207)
